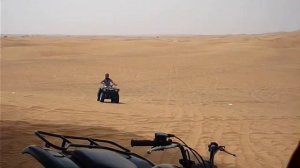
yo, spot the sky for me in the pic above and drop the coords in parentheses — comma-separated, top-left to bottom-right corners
(1, 0, 300, 35)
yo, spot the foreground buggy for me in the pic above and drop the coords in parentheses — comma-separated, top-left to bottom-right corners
(97, 85, 120, 103)
(23, 131, 236, 168)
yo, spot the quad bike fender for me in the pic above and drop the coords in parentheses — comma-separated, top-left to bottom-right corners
(72, 149, 138, 168)
(152, 164, 180, 168)
(22, 146, 80, 168)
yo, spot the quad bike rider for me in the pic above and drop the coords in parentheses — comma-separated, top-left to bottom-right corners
(97, 73, 120, 103)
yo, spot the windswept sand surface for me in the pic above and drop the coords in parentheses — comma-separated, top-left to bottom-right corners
(1, 32, 300, 168)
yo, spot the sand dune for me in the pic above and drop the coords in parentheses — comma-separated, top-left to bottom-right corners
(1, 32, 300, 168)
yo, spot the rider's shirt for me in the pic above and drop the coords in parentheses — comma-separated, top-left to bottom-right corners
(101, 78, 113, 87)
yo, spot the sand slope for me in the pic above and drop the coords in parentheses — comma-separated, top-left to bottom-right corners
(1, 32, 300, 168)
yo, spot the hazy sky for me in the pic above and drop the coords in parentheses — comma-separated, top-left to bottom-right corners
(1, 0, 300, 35)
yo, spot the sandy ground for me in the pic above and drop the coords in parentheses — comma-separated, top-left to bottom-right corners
(1, 32, 300, 168)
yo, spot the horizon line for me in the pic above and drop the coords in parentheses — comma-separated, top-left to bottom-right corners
(1, 29, 300, 38)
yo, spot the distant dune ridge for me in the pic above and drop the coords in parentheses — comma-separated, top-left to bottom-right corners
(1, 31, 300, 168)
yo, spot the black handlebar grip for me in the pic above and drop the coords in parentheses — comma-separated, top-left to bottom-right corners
(131, 140, 155, 147)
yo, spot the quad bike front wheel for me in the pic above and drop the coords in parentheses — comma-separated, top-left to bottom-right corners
(111, 93, 119, 103)
(99, 92, 105, 102)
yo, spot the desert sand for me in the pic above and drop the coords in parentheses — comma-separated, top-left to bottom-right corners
(1, 32, 300, 168)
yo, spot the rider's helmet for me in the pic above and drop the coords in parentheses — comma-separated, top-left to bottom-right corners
(105, 73, 109, 79)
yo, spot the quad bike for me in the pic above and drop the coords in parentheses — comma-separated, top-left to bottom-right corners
(23, 131, 236, 168)
(97, 85, 120, 103)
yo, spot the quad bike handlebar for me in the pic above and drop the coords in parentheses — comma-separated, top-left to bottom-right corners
(208, 143, 236, 157)
(131, 133, 236, 168)
(131, 140, 159, 146)
(102, 83, 117, 87)
(131, 133, 174, 147)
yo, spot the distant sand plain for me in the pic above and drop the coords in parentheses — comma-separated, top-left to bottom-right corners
(1, 32, 300, 168)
